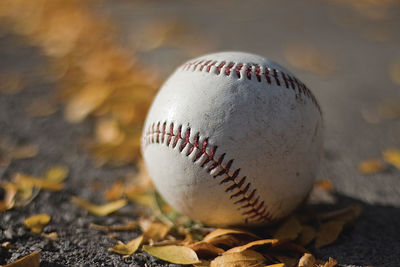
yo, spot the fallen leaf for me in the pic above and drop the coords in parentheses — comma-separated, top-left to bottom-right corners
(1, 241, 14, 249)
(314, 180, 334, 192)
(225, 239, 279, 254)
(0, 182, 17, 212)
(323, 257, 338, 267)
(297, 225, 317, 246)
(358, 159, 387, 174)
(71, 197, 127, 216)
(315, 220, 345, 249)
(41, 232, 58, 241)
(189, 242, 225, 259)
(194, 260, 211, 267)
(105, 181, 125, 201)
(274, 254, 298, 267)
(89, 221, 138, 232)
(273, 217, 302, 240)
(10, 144, 39, 159)
(142, 245, 200, 265)
(317, 204, 362, 222)
(141, 222, 171, 243)
(109, 235, 143, 256)
(203, 228, 260, 243)
(210, 250, 265, 267)
(298, 253, 315, 267)
(44, 165, 69, 183)
(265, 264, 285, 267)
(389, 58, 400, 85)
(383, 148, 400, 169)
(24, 213, 51, 233)
(3, 251, 40, 267)
(13, 173, 64, 191)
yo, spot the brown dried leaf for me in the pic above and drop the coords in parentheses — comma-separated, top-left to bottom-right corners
(265, 264, 285, 267)
(142, 245, 200, 265)
(298, 253, 315, 267)
(109, 235, 143, 256)
(358, 159, 387, 174)
(323, 257, 338, 267)
(44, 165, 69, 183)
(273, 216, 302, 241)
(225, 239, 279, 254)
(24, 213, 51, 234)
(297, 225, 317, 246)
(71, 197, 127, 216)
(142, 222, 171, 243)
(210, 250, 265, 267)
(202, 228, 260, 243)
(274, 254, 298, 267)
(0, 182, 17, 212)
(383, 148, 400, 169)
(105, 181, 125, 201)
(3, 251, 40, 267)
(315, 220, 345, 249)
(41, 232, 58, 241)
(189, 242, 225, 259)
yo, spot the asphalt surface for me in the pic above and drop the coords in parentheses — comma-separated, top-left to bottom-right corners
(1, 1, 400, 266)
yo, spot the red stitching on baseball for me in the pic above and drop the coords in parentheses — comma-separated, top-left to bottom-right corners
(180, 59, 321, 114)
(143, 121, 274, 224)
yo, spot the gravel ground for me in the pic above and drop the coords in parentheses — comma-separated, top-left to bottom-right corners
(1, 1, 400, 266)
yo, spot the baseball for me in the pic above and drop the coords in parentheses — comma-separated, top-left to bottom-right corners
(141, 51, 323, 226)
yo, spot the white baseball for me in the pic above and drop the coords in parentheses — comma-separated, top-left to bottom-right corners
(141, 51, 323, 226)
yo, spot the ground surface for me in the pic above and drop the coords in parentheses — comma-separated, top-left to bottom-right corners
(1, 1, 400, 266)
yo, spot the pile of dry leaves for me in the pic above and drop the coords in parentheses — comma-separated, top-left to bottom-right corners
(3, 0, 395, 266)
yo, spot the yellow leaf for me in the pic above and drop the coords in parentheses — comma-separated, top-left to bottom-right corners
(44, 165, 69, 183)
(210, 250, 265, 267)
(71, 197, 127, 216)
(273, 216, 302, 240)
(297, 225, 316, 246)
(24, 214, 51, 234)
(202, 228, 260, 243)
(225, 239, 279, 254)
(10, 144, 39, 159)
(3, 250, 40, 267)
(358, 159, 386, 174)
(315, 220, 345, 249)
(298, 253, 315, 267)
(266, 264, 285, 267)
(142, 222, 170, 243)
(13, 173, 64, 191)
(383, 148, 400, 169)
(109, 235, 143, 256)
(142, 245, 200, 265)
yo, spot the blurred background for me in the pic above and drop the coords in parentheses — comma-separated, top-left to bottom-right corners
(0, 0, 399, 266)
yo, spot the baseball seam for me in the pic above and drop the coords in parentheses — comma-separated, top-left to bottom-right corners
(182, 59, 321, 114)
(142, 121, 275, 224)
